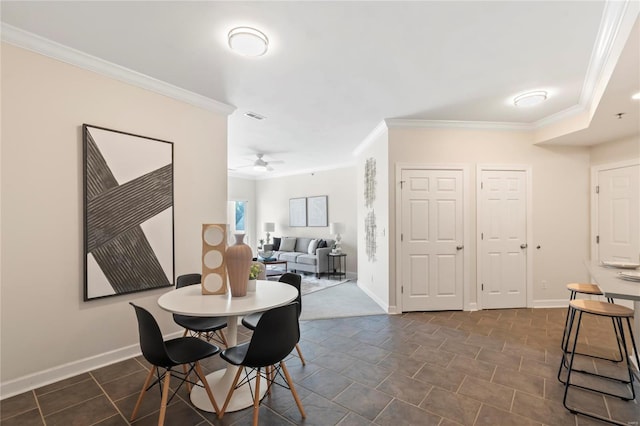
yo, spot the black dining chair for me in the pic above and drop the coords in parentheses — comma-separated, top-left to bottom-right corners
(173, 273, 228, 347)
(129, 303, 221, 425)
(219, 302, 306, 425)
(241, 272, 305, 365)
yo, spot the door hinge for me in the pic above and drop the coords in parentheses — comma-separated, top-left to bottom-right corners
(595, 185, 599, 194)
(596, 235, 599, 244)
(400, 180, 405, 189)
(481, 182, 483, 189)
(401, 286, 403, 294)
(481, 283, 484, 291)
(481, 232, 484, 240)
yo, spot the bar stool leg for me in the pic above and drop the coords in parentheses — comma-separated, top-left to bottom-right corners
(560, 306, 639, 425)
(560, 291, 623, 363)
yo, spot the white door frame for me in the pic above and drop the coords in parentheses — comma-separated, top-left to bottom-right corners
(395, 163, 472, 312)
(590, 158, 640, 262)
(476, 164, 533, 310)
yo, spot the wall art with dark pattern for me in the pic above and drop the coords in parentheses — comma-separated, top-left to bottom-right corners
(83, 124, 174, 300)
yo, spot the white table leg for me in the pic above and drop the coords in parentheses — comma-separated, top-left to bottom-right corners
(190, 314, 267, 413)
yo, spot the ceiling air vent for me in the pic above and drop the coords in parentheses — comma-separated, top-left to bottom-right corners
(244, 111, 265, 120)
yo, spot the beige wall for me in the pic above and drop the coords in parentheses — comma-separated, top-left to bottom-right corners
(1, 44, 229, 388)
(255, 167, 358, 274)
(387, 126, 592, 309)
(590, 135, 640, 166)
(355, 129, 390, 308)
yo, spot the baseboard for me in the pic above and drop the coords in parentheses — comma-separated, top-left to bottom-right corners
(355, 281, 389, 313)
(532, 299, 568, 308)
(0, 330, 182, 400)
(387, 305, 401, 315)
(465, 302, 478, 312)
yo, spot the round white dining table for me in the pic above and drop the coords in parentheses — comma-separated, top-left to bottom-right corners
(157, 280, 297, 413)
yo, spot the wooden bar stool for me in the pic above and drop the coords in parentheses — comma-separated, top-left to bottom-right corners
(561, 283, 623, 362)
(558, 299, 639, 425)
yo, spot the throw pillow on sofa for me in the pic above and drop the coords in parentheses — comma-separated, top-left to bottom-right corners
(317, 239, 327, 248)
(308, 239, 319, 254)
(272, 237, 281, 251)
(280, 237, 297, 252)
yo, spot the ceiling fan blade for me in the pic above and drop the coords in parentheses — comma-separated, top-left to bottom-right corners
(267, 160, 285, 164)
(267, 165, 274, 171)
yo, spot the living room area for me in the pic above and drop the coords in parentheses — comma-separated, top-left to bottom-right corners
(228, 167, 385, 319)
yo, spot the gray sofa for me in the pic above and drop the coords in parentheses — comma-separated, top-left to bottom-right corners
(265, 237, 335, 277)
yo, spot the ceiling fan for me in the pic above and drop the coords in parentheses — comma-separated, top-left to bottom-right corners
(234, 153, 284, 172)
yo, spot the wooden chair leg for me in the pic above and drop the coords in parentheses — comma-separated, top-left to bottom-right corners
(252, 368, 261, 426)
(280, 361, 305, 418)
(182, 329, 189, 337)
(218, 329, 228, 348)
(265, 365, 271, 396)
(183, 364, 191, 393)
(295, 343, 306, 366)
(220, 367, 243, 418)
(194, 361, 220, 416)
(158, 369, 171, 426)
(131, 366, 156, 421)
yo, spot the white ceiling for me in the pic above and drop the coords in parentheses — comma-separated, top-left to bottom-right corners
(2, 1, 638, 177)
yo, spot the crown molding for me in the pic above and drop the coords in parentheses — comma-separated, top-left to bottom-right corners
(533, 0, 638, 133)
(352, 120, 388, 157)
(579, 0, 637, 107)
(533, 104, 585, 129)
(385, 119, 534, 131)
(1, 24, 236, 115)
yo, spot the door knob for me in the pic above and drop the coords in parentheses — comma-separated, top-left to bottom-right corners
(520, 243, 528, 249)
(456, 245, 464, 250)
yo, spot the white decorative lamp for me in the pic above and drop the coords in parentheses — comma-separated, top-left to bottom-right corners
(263, 222, 275, 245)
(329, 222, 344, 253)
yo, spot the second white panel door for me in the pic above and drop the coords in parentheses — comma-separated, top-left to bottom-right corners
(401, 169, 464, 311)
(479, 170, 527, 309)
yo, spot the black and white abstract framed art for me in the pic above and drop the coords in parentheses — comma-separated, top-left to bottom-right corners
(83, 124, 174, 301)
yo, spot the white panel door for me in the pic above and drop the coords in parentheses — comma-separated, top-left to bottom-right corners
(597, 165, 640, 263)
(480, 170, 527, 309)
(401, 169, 463, 311)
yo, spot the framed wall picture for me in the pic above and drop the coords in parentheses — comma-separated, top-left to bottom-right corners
(289, 197, 307, 227)
(83, 124, 174, 300)
(307, 195, 328, 227)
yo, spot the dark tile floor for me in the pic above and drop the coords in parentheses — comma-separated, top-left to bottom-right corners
(2, 308, 639, 425)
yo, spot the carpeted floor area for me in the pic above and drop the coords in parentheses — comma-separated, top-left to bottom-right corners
(301, 281, 385, 320)
(298, 275, 350, 296)
(267, 273, 350, 295)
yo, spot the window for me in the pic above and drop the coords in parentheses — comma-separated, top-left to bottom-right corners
(235, 201, 246, 232)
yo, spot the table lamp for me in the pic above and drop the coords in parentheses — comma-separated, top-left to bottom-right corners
(263, 222, 275, 245)
(329, 222, 343, 253)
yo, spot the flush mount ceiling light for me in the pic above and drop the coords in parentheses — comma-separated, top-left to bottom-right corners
(514, 91, 548, 107)
(228, 27, 268, 57)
